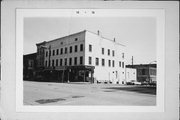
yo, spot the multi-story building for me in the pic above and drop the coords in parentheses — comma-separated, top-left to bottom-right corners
(36, 30, 126, 84)
(126, 64, 156, 83)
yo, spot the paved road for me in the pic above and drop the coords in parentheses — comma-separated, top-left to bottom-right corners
(24, 81, 156, 106)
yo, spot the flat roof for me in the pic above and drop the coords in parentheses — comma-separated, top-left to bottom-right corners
(36, 30, 125, 47)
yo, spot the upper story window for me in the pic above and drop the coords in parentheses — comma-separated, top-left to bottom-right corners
(56, 59, 58, 66)
(64, 58, 67, 66)
(80, 56, 83, 65)
(45, 61, 48, 67)
(53, 50, 55, 56)
(112, 60, 115, 67)
(60, 48, 63, 54)
(75, 38, 78, 41)
(102, 48, 104, 55)
(70, 46, 72, 53)
(102, 59, 105, 66)
(108, 49, 110, 56)
(65, 47, 67, 54)
(52, 60, 54, 67)
(89, 44, 92, 52)
(74, 57, 77, 65)
(122, 53, 124, 59)
(122, 62, 124, 68)
(75, 45, 78, 52)
(60, 42, 63, 45)
(56, 49, 59, 55)
(95, 58, 99, 66)
(60, 59, 63, 66)
(46, 51, 48, 57)
(108, 60, 111, 67)
(119, 61, 121, 67)
(80, 44, 83, 51)
(69, 58, 72, 66)
(89, 57, 92, 65)
(112, 50, 115, 57)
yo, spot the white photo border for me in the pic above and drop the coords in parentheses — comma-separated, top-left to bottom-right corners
(16, 9, 165, 112)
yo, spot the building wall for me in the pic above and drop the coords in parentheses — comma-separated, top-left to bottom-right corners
(43, 31, 86, 68)
(85, 30, 126, 84)
(36, 30, 126, 84)
(125, 68, 137, 82)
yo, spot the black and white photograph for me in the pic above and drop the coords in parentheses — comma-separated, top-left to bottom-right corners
(1, 1, 179, 120)
(22, 9, 158, 106)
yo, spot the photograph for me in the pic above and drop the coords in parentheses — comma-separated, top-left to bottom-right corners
(23, 12, 157, 106)
(1, 1, 179, 120)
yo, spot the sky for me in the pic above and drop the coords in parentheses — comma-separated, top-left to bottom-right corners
(24, 17, 156, 65)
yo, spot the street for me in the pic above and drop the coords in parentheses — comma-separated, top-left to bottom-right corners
(24, 81, 156, 106)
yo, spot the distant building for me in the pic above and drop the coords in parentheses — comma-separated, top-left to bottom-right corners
(23, 53, 37, 80)
(126, 64, 156, 83)
(36, 30, 126, 83)
(125, 68, 137, 83)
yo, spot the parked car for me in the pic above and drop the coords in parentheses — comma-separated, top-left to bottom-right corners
(149, 81, 156, 86)
(126, 81, 134, 85)
(141, 81, 149, 86)
(132, 81, 141, 85)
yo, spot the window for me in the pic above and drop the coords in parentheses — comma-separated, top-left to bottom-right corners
(75, 45, 78, 52)
(122, 62, 124, 68)
(89, 57, 92, 65)
(49, 60, 51, 67)
(60, 59, 63, 66)
(122, 53, 124, 59)
(56, 49, 59, 55)
(65, 47, 67, 54)
(142, 69, 146, 75)
(69, 58, 72, 66)
(80, 56, 83, 65)
(89, 44, 92, 52)
(53, 50, 55, 56)
(56, 59, 58, 66)
(112, 50, 115, 56)
(119, 61, 121, 67)
(60, 48, 63, 54)
(74, 57, 77, 65)
(52, 60, 54, 67)
(46, 51, 48, 57)
(45, 61, 47, 67)
(95, 58, 99, 66)
(112, 60, 115, 67)
(75, 38, 78, 41)
(102, 48, 104, 55)
(108, 60, 111, 67)
(108, 49, 110, 56)
(64, 58, 67, 66)
(102, 59, 105, 66)
(80, 44, 83, 51)
(70, 46, 72, 53)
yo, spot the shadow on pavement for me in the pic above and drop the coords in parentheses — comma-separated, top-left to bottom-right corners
(35, 98, 66, 104)
(103, 86, 156, 95)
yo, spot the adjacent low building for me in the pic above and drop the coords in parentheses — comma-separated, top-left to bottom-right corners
(126, 64, 156, 83)
(36, 30, 126, 83)
(23, 53, 37, 80)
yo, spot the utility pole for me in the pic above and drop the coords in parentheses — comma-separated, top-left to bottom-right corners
(131, 56, 134, 65)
